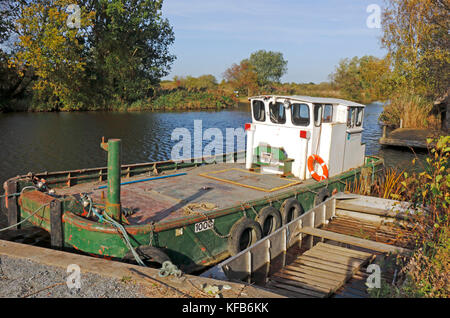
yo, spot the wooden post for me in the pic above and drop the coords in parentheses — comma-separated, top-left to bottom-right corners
(382, 125, 387, 138)
(281, 228, 287, 268)
(320, 204, 326, 226)
(331, 198, 336, 219)
(246, 251, 252, 284)
(50, 199, 64, 249)
(304, 211, 315, 249)
(320, 205, 326, 243)
(6, 180, 20, 229)
(67, 172, 72, 187)
(297, 219, 303, 249)
(265, 240, 271, 283)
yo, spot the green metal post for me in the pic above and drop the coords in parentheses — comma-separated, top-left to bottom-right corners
(101, 137, 122, 222)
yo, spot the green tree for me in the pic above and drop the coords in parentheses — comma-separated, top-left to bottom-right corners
(195, 74, 217, 90)
(248, 50, 288, 87)
(173, 74, 217, 91)
(87, 0, 175, 107)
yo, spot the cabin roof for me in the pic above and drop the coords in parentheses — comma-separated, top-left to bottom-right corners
(249, 95, 366, 107)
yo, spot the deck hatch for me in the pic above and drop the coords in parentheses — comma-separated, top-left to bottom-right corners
(199, 168, 301, 192)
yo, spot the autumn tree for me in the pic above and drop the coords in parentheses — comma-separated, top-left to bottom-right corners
(381, 0, 450, 98)
(9, 0, 175, 110)
(223, 60, 259, 96)
(330, 55, 392, 103)
(11, 0, 95, 110)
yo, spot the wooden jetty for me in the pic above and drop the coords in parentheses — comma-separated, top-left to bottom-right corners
(379, 126, 446, 149)
(202, 193, 414, 298)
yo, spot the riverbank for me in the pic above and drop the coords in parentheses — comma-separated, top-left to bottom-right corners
(0, 88, 239, 113)
(1, 81, 376, 113)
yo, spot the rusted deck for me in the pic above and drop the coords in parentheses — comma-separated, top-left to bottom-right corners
(55, 163, 312, 225)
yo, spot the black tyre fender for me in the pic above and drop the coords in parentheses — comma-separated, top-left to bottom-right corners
(228, 217, 262, 256)
(280, 198, 304, 225)
(314, 187, 331, 206)
(123, 246, 171, 266)
(256, 206, 282, 237)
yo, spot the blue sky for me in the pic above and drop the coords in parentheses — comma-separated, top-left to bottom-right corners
(162, 0, 386, 83)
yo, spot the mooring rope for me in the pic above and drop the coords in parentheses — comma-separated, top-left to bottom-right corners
(0, 187, 48, 232)
(101, 210, 147, 267)
(0, 185, 38, 199)
(0, 202, 50, 232)
(0, 193, 20, 199)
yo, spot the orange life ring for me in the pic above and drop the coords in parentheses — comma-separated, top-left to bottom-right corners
(307, 155, 329, 181)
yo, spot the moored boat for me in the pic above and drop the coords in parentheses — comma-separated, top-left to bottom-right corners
(2, 95, 383, 273)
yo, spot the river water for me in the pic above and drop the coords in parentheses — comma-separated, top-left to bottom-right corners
(0, 102, 427, 185)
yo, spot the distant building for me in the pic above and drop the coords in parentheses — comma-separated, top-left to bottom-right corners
(433, 89, 449, 132)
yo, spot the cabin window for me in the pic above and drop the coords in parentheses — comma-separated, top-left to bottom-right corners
(269, 102, 286, 124)
(323, 104, 333, 123)
(291, 103, 310, 126)
(314, 104, 323, 127)
(356, 107, 363, 126)
(347, 107, 356, 128)
(252, 100, 266, 122)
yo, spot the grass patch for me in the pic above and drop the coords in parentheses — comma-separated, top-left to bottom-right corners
(379, 93, 440, 129)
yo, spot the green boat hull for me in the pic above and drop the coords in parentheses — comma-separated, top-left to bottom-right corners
(4, 153, 384, 273)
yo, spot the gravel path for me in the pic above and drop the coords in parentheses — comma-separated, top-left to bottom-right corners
(0, 203, 149, 298)
(0, 203, 269, 299)
(0, 255, 160, 298)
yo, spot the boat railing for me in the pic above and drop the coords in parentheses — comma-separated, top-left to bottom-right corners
(202, 195, 337, 284)
(202, 193, 412, 286)
(4, 151, 247, 189)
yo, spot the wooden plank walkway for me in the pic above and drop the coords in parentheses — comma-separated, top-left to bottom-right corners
(265, 243, 374, 298)
(300, 227, 412, 255)
(332, 262, 395, 298)
(323, 215, 415, 249)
